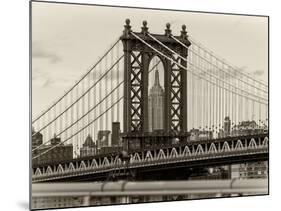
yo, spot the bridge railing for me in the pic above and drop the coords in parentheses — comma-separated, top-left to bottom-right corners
(31, 179, 268, 209)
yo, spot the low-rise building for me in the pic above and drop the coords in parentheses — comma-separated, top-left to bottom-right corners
(32, 134, 73, 166)
(80, 135, 97, 157)
(189, 129, 213, 141)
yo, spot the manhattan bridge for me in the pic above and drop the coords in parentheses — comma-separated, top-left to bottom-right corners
(31, 19, 269, 183)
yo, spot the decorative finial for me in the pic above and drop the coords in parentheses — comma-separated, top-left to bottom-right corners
(143, 20, 147, 27)
(165, 23, 172, 36)
(182, 24, 186, 31)
(141, 20, 149, 35)
(123, 18, 132, 37)
(125, 18, 130, 26)
(181, 24, 188, 39)
(166, 23, 170, 29)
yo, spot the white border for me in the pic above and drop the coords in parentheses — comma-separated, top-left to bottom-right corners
(0, 0, 279, 211)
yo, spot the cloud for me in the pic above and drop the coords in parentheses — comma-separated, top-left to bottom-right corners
(32, 42, 62, 64)
(252, 70, 264, 76)
(42, 78, 55, 87)
(89, 69, 123, 82)
(195, 67, 235, 79)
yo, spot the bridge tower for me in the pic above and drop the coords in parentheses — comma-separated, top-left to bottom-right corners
(120, 19, 191, 150)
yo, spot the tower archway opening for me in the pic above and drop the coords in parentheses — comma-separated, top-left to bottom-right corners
(148, 56, 165, 133)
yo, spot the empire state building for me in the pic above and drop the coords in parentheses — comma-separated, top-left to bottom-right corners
(148, 69, 164, 132)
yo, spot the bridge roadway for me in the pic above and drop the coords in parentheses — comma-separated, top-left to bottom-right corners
(32, 133, 269, 183)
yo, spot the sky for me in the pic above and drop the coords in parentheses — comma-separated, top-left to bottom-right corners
(32, 1, 268, 117)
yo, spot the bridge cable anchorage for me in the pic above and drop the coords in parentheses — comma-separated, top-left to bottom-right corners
(132, 32, 267, 105)
(171, 36, 267, 94)
(31, 54, 124, 140)
(188, 36, 268, 88)
(32, 37, 121, 124)
(32, 60, 161, 158)
(146, 33, 267, 104)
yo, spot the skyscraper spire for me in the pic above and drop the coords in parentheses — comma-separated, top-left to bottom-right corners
(149, 67, 164, 132)
(154, 68, 160, 86)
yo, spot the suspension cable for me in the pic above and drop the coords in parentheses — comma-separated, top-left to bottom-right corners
(32, 80, 123, 152)
(143, 33, 267, 105)
(32, 38, 121, 124)
(32, 59, 161, 154)
(32, 96, 123, 160)
(147, 33, 267, 103)
(172, 35, 268, 94)
(32, 55, 124, 137)
(189, 36, 268, 87)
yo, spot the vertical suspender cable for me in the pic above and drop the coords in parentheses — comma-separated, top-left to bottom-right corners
(54, 104, 56, 137)
(92, 67, 95, 141)
(105, 54, 108, 132)
(87, 72, 90, 137)
(218, 60, 221, 132)
(82, 78, 84, 144)
(208, 51, 210, 134)
(99, 61, 102, 131)
(59, 100, 62, 139)
(222, 63, 225, 126)
(259, 82, 262, 130)
(212, 54, 215, 134)
(76, 86, 79, 157)
(117, 42, 120, 123)
(65, 94, 68, 143)
(198, 50, 202, 130)
(92, 67, 96, 141)
(186, 52, 188, 131)
(192, 45, 195, 129)
(215, 58, 218, 136)
(111, 46, 114, 126)
(70, 90, 73, 151)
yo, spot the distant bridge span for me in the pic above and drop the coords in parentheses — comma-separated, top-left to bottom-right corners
(32, 134, 268, 183)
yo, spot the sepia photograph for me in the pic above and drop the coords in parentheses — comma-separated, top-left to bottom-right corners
(30, 1, 269, 210)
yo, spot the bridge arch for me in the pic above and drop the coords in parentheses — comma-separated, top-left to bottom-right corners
(157, 149, 166, 160)
(79, 161, 87, 170)
(170, 147, 179, 158)
(90, 159, 98, 168)
(249, 138, 258, 149)
(132, 152, 141, 163)
(68, 162, 75, 171)
(46, 166, 53, 175)
(145, 150, 154, 161)
(222, 142, 230, 152)
(263, 137, 269, 146)
(57, 164, 64, 173)
(209, 143, 217, 153)
(182, 145, 191, 156)
(195, 144, 204, 155)
(102, 157, 110, 166)
(235, 140, 244, 150)
(35, 168, 42, 176)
